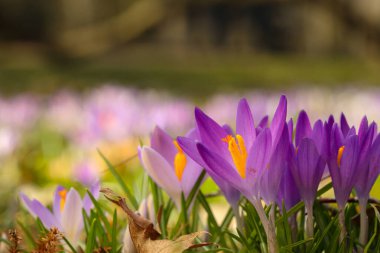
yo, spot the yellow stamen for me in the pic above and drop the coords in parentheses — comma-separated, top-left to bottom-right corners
(173, 140, 187, 181)
(222, 134, 248, 178)
(58, 189, 67, 212)
(337, 146, 345, 168)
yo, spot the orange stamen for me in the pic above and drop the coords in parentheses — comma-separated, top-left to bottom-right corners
(222, 134, 247, 178)
(173, 140, 187, 181)
(58, 189, 67, 212)
(337, 146, 345, 168)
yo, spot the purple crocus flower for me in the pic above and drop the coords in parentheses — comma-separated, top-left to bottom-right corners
(139, 126, 204, 208)
(351, 117, 379, 248)
(326, 121, 360, 241)
(277, 165, 301, 211)
(289, 110, 326, 237)
(20, 182, 100, 246)
(354, 117, 378, 200)
(327, 123, 360, 208)
(193, 96, 287, 201)
(259, 124, 291, 205)
(290, 111, 326, 205)
(177, 134, 241, 214)
(191, 96, 287, 253)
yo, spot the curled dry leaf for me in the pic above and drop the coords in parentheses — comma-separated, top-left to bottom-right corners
(101, 188, 211, 253)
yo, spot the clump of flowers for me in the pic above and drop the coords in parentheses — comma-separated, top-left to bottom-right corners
(4, 95, 380, 253)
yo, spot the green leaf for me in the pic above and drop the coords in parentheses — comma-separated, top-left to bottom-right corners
(364, 204, 380, 253)
(197, 191, 219, 229)
(98, 149, 139, 209)
(185, 170, 206, 209)
(111, 209, 118, 253)
(310, 215, 338, 253)
(280, 238, 314, 250)
(85, 219, 98, 253)
(87, 189, 112, 235)
(17, 221, 36, 247)
(62, 236, 78, 253)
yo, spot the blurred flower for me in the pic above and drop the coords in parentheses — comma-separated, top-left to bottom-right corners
(20, 182, 100, 246)
(139, 126, 204, 208)
(73, 160, 100, 187)
(0, 127, 18, 157)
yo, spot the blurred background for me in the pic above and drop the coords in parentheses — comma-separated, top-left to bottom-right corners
(1, 0, 380, 230)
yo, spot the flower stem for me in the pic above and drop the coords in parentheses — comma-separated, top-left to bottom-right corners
(251, 198, 278, 253)
(232, 205, 244, 233)
(338, 206, 346, 243)
(358, 198, 368, 253)
(306, 202, 314, 238)
(289, 215, 298, 242)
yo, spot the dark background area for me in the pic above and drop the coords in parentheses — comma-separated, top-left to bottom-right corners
(1, 0, 380, 96)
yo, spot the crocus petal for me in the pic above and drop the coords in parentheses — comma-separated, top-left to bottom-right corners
(294, 138, 324, 202)
(195, 108, 230, 159)
(358, 116, 369, 144)
(356, 132, 380, 198)
(368, 134, 380, 184)
(150, 126, 177, 165)
(83, 180, 100, 214)
(287, 119, 293, 142)
(53, 185, 65, 220)
(180, 158, 204, 198)
(185, 128, 199, 139)
(258, 116, 269, 128)
(197, 143, 243, 193)
(61, 188, 83, 245)
(340, 135, 359, 187)
(327, 115, 335, 128)
(177, 137, 207, 168)
(311, 120, 324, 154)
(20, 194, 61, 230)
(236, 98, 256, 149)
(295, 110, 312, 147)
(332, 124, 344, 154)
(340, 113, 350, 137)
(178, 137, 240, 208)
(222, 124, 234, 136)
(277, 166, 301, 211)
(270, 95, 287, 148)
(140, 147, 182, 205)
(246, 128, 272, 186)
(260, 125, 289, 203)
(347, 127, 356, 137)
(333, 135, 359, 207)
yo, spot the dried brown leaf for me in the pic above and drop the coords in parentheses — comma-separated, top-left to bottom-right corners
(101, 188, 209, 253)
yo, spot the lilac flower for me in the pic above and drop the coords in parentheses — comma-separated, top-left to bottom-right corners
(139, 127, 204, 208)
(20, 183, 99, 246)
(73, 160, 100, 188)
